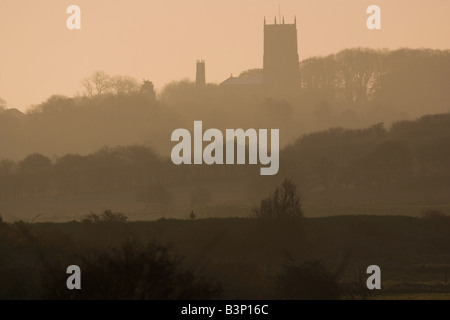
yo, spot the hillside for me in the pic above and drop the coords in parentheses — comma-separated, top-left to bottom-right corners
(1, 113, 450, 221)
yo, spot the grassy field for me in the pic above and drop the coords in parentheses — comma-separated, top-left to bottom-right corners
(1, 214, 449, 299)
(2, 185, 450, 223)
(377, 293, 450, 300)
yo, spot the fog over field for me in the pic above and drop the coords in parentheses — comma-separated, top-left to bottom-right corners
(1, 1, 449, 301)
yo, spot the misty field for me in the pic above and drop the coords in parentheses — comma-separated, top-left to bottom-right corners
(1, 214, 449, 300)
(3, 186, 450, 223)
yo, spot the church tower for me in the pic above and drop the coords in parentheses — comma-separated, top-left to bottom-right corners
(263, 16, 300, 93)
(196, 60, 206, 86)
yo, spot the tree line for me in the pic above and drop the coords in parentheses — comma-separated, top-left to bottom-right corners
(1, 113, 449, 202)
(1, 48, 449, 161)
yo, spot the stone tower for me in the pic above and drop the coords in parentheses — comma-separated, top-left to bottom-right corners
(196, 60, 206, 86)
(263, 17, 300, 93)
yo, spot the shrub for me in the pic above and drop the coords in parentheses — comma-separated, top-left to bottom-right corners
(43, 239, 222, 299)
(81, 209, 128, 224)
(420, 209, 449, 221)
(420, 209, 450, 228)
(276, 259, 341, 300)
(254, 178, 303, 220)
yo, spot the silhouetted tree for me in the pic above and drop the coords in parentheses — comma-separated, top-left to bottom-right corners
(0, 159, 16, 175)
(140, 80, 156, 102)
(19, 154, 52, 174)
(111, 75, 140, 95)
(239, 68, 263, 78)
(82, 71, 112, 96)
(39, 95, 74, 114)
(254, 178, 303, 220)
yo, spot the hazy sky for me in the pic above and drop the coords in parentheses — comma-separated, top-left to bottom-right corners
(1, 0, 449, 111)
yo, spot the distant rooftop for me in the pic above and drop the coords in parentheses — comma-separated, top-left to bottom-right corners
(220, 75, 263, 86)
(1, 108, 25, 119)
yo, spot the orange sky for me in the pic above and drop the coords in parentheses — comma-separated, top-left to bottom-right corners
(1, 0, 449, 111)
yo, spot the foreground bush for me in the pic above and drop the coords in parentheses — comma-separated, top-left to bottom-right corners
(276, 259, 341, 300)
(81, 209, 128, 224)
(43, 239, 222, 299)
